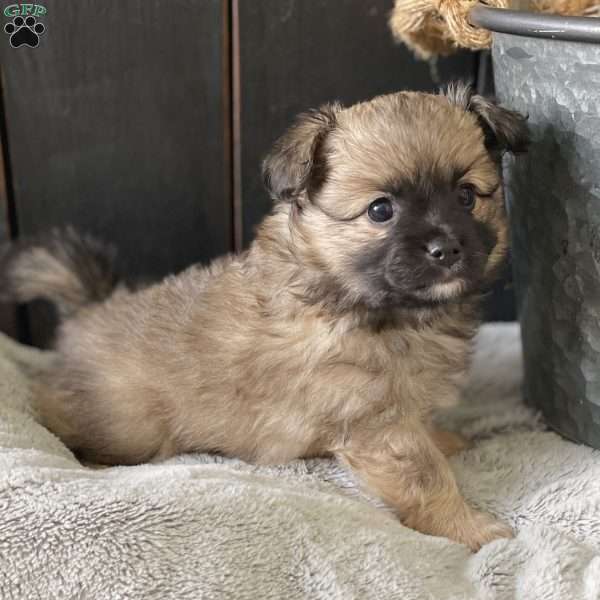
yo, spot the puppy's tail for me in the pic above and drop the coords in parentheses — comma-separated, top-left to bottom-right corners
(0, 227, 119, 318)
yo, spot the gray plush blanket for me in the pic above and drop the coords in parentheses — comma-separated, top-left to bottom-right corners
(1, 323, 599, 600)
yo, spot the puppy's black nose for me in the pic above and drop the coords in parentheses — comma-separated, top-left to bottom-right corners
(425, 237, 462, 268)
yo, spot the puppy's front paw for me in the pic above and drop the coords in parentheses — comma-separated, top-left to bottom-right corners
(454, 509, 513, 552)
(407, 505, 512, 551)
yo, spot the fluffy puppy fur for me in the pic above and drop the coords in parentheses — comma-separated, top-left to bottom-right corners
(0, 85, 528, 550)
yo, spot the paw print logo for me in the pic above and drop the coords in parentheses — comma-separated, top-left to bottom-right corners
(4, 15, 45, 48)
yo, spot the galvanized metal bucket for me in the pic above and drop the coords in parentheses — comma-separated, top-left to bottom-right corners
(470, 6, 600, 448)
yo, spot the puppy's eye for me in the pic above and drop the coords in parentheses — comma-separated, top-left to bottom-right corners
(458, 185, 476, 211)
(367, 198, 394, 223)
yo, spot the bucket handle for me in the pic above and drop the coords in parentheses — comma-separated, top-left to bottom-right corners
(469, 4, 600, 43)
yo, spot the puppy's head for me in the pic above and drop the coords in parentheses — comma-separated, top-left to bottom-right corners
(262, 84, 528, 311)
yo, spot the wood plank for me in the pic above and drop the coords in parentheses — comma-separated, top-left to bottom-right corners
(235, 0, 477, 245)
(0, 0, 232, 345)
(0, 93, 17, 339)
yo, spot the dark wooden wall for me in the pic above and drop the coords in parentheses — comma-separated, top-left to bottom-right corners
(0, 0, 232, 344)
(0, 1, 510, 344)
(0, 124, 17, 338)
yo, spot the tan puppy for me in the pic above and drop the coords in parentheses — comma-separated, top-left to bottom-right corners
(0, 84, 528, 550)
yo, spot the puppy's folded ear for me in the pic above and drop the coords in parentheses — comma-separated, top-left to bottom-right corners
(445, 83, 529, 155)
(262, 103, 341, 202)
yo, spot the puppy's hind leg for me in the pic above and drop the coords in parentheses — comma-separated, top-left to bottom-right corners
(337, 423, 512, 551)
(32, 377, 168, 466)
(32, 379, 85, 450)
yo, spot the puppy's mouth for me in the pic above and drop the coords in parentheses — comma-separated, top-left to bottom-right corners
(376, 270, 477, 310)
(411, 277, 470, 302)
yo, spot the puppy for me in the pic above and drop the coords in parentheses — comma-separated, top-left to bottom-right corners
(0, 84, 528, 550)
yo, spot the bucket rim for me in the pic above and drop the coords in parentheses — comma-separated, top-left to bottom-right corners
(470, 5, 600, 43)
